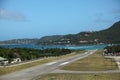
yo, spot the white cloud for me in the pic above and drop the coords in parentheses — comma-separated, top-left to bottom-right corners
(0, 9, 26, 21)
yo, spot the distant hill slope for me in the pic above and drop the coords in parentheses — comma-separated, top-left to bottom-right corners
(0, 21, 120, 45)
(98, 21, 120, 43)
(0, 39, 39, 45)
(38, 21, 120, 45)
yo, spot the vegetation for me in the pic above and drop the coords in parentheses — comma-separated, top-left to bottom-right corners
(37, 73, 120, 80)
(61, 50, 118, 71)
(0, 48, 72, 62)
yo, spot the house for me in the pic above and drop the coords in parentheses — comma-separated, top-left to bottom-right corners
(0, 57, 8, 66)
(11, 58, 22, 64)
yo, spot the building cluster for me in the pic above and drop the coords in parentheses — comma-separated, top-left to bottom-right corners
(0, 57, 21, 66)
(103, 49, 120, 56)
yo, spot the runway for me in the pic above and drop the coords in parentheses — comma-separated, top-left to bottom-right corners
(0, 50, 96, 80)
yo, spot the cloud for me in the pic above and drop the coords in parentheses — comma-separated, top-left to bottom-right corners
(0, 9, 26, 21)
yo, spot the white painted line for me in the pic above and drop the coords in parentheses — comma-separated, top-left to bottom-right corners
(84, 52, 88, 54)
(45, 62, 57, 65)
(60, 62, 69, 66)
(115, 58, 120, 69)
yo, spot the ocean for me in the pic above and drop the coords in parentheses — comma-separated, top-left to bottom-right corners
(0, 44, 108, 50)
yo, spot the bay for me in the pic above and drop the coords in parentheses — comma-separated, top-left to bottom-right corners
(0, 44, 108, 50)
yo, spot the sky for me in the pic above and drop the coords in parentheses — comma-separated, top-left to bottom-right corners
(0, 0, 120, 41)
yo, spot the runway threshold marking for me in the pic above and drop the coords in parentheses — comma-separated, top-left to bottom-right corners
(45, 62, 57, 65)
(60, 62, 69, 66)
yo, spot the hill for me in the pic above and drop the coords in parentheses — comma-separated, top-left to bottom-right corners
(0, 39, 39, 45)
(37, 21, 120, 45)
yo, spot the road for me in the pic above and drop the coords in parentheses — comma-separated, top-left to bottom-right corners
(0, 50, 96, 80)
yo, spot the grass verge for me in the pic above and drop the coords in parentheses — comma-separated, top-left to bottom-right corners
(61, 50, 118, 71)
(37, 73, 120, 80)
(0, 50, 85, 75)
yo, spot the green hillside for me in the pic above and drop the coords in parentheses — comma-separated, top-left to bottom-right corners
(38, 21, 120, 45)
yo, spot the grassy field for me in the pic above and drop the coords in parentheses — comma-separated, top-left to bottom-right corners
(0, 50, 85, 75)
(61, 50, 118, 71)
(37, 73, 120, 80)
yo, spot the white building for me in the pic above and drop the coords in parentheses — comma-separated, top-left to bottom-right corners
(0, 57, 8, 66)
(11, 58, 22, 64)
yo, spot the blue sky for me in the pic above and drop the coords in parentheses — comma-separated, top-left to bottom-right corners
(0, 0, 120, 41)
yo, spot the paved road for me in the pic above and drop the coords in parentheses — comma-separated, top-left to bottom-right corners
(0, 50, 96, 80)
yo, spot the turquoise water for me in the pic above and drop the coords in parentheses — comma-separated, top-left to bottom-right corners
(66, 45, 107, 50)
(0, 44, 108, 50)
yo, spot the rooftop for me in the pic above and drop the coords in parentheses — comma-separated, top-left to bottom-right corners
(0, 57, 6, 61)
